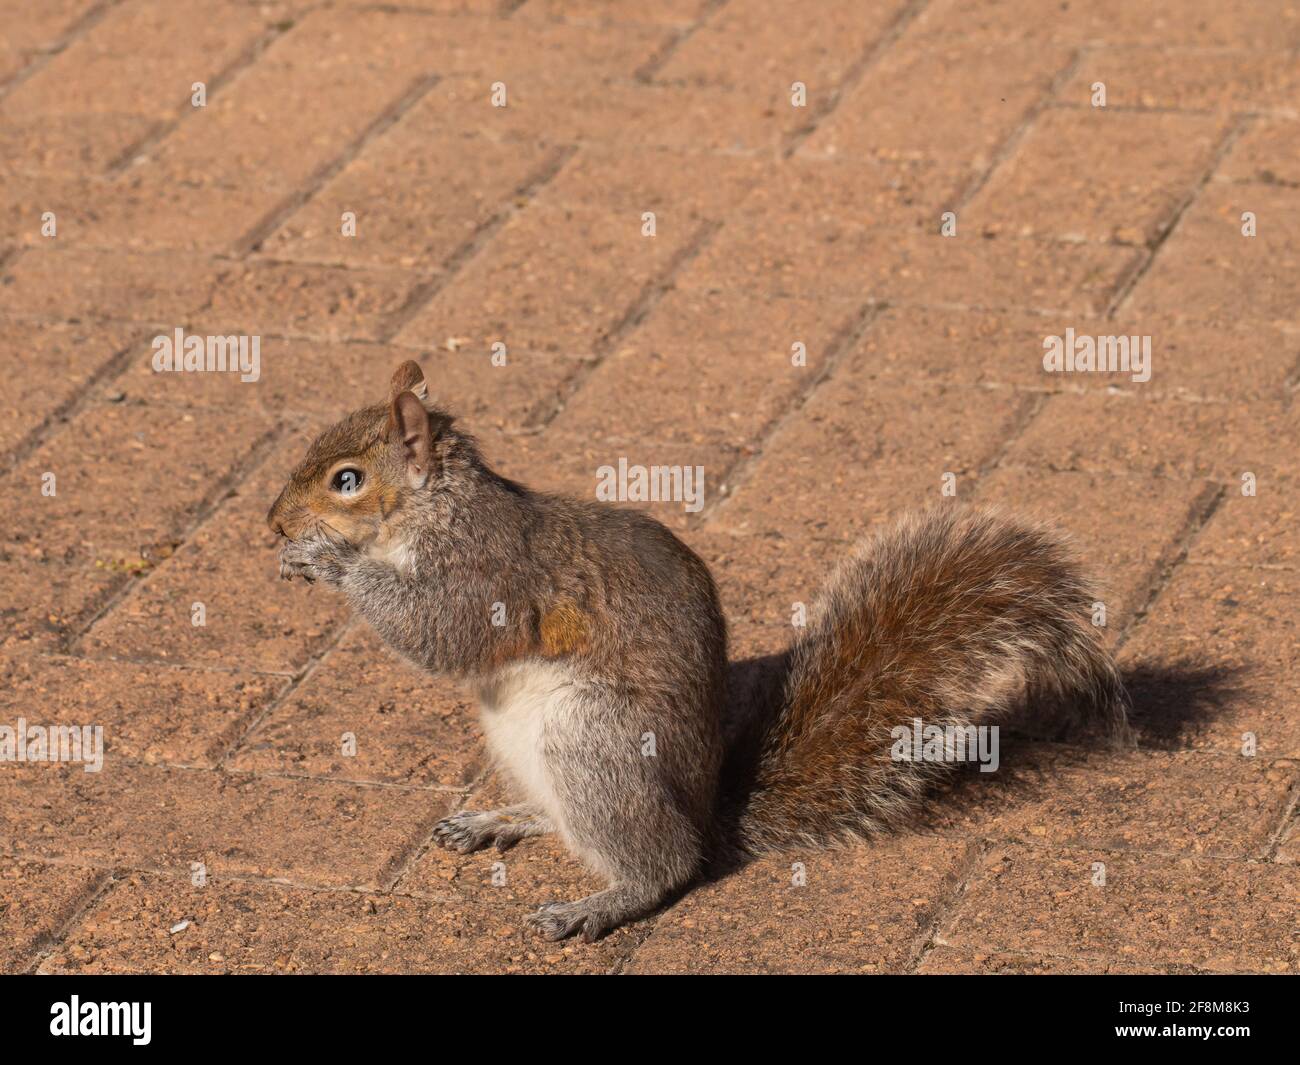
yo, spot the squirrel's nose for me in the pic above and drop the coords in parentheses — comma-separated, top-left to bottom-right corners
(267, 491, 288, 536)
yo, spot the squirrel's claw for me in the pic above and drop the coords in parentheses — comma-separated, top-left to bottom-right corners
(526, 899, 613, 943)
(277, 556, 315, 583)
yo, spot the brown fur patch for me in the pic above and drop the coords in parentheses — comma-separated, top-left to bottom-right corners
(540, 601, 590, 657)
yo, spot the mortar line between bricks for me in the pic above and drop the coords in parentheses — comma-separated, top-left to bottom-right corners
(0, 851, 464, 903)
(226, 766, 473, 796)
(64, 419, 296, 653)
(1112, 482, 1226, 655)
(233, 71, 445, 258)
(104, 18, 301, 176)
(1262, 780, 1300, 862)
(212, 618, 361, 768)
(699, 301, 883, 527)
(969, 391, 1050, 483)
(35, 754, 472, 797)
(525, 218, 724, 431)
(20, 869, 118, 976)
(1049, 101, 1268, 118)
(903, 837, 990, 973)
(379, 762, 494, 893)
(604, 920, 662, 975)
(954, 47, 1087, 211)
(0, 0, 121, 102)
(63, 423, 284, 654)
(0, 324, 156, 476)
(1106, 116, 1251, 319)
(780, 0, 932, 159)
(633, 0, 731, 83)
(355, 2, 520, 19)
(10, 817, 1285, 910)
(44, 649, 305, 680)
(376, 144, 578, 343)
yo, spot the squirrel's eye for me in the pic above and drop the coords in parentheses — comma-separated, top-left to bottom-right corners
(330, 468, 364, 495)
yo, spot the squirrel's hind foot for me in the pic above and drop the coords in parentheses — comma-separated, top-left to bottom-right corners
(432, 806, 551, 854)
(526, 886, 656, 943)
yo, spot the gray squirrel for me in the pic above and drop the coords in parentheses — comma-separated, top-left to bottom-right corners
(268, 359, 1132, 941)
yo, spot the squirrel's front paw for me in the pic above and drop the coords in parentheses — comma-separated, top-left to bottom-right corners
(278, 531, 356, 586)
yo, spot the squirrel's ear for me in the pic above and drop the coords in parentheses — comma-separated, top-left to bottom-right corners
(390, 390, 433, 487)
(390, 360, 429, 404)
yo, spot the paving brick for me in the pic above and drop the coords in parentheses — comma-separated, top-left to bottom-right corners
(262, 133, 558, 269)
(1216, 117, 1300, 186)
(656, 0, 906, 90)
(970, 465, 1210, 630)
(107, 334, 581, 433)
(0, 247, 218, 324)
(1, 0, 101, 53)
(0, 170, 117, 247)
(0, 0, 273, 172)
(198, 259, 424, 341)
(522, 0, 710, 22)
(548, 287, 865, 456)
(1061, 49, 1300, 112)
(965, 109, 1227, 245)
(0, 856, 105, 974)
(0, 49, 29, 85)
(363, 11, 668, 81)
(1126, 183, 1300, 327)
(340, 0, 506, 10)
(79, 430, 350, 674)
(690, 529, 845, 661)
(227, 625, 482, 788)
(0, 398, 274, 567)
(679, 216, 1139, 313)
(800, 36, 1070, 171)
(845, 306, 1295, 402)
(0, 114, 158, 174)
(81, 171, 289, 254)
(108, 337, 371, 419)
(925, 746, 1295, 859)
(0, 652, 284, 767)
(711, 376, 1034, 541)
(940, 842, 1299, 972)
(394, 203, 702, 355)
(490, 424, 725, 533)
(39, 869, 632, 974)
(624, 837, 972, 974)
(2, 763, 441, 889)
(1005, 393, 1296, 483)
(733, 156, 966, 232)
(402, 74, 808, 154)
(1188, 477, 1300, 569)
(1121, 566, 1300, 757)
(0, 318, 139, 460)
(536, 145, 770, 221)
(81, 7, 456, 251)
(916, 945, 1164, 974)
(0, 561, 122, 654)
(911, 0, 1300, 49)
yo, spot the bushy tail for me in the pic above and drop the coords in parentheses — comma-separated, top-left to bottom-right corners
(732, 506, 1132, 855)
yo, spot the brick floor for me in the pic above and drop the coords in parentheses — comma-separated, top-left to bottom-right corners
(2, 0, 1296, 975)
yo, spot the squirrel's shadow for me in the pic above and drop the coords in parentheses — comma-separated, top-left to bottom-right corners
(692, 654, 1250, 889)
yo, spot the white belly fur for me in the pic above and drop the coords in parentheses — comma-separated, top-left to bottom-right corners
(476, 659, 580, 844)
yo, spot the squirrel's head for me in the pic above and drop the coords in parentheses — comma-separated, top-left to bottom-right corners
(266, 359, 457, 545)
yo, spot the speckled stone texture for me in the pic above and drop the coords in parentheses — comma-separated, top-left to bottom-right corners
(2, 0, 1297, 974)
